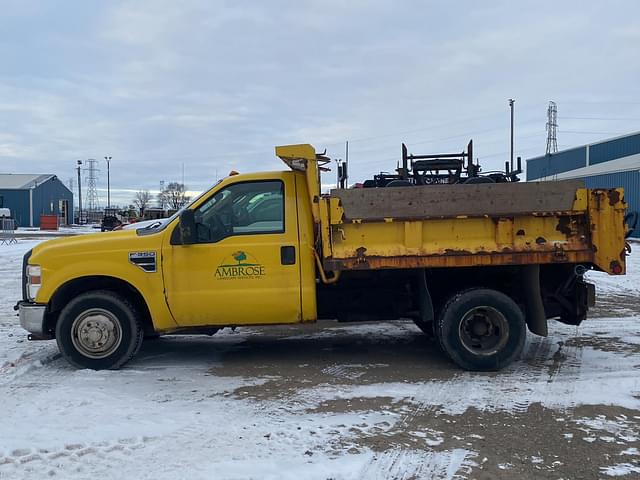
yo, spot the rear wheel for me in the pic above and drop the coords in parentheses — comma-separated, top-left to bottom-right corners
(435, 288, 525, 371)
(56, 290, 143, 370)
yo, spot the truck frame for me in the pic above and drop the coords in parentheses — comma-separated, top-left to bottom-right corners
(17, 143, 630, 371)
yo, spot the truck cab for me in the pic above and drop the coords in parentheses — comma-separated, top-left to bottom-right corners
(18, 166, 319, 369)
(161, 169, 317, 327)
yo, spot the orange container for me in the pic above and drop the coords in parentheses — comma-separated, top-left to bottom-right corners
(40, 215, 59, 231)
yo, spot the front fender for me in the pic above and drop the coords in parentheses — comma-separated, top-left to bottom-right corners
(29, 231, 177, 330)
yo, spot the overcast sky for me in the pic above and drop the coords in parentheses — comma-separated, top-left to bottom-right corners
(1, 0, 640, 206)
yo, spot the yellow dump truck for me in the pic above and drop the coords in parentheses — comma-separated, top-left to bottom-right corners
(17, 144, 631, 371)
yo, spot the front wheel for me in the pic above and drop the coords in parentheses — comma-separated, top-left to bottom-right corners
(435, 288, 526, 371)
(56, 290, 143, 370)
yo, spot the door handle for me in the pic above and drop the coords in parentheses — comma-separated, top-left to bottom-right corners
(281, 246, 296, 265)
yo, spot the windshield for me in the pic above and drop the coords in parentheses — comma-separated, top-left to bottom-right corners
(136, 183, 217, 235)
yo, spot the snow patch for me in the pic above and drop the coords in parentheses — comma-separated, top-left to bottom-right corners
(620, 447, 639, 456)
(600, 463, 640, 477)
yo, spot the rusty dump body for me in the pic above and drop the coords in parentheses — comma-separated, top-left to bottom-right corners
(274, 143, 628, 277)
(318, 180, 627, 276)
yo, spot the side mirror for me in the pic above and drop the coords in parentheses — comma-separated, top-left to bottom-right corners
(179, 209, 197, 244)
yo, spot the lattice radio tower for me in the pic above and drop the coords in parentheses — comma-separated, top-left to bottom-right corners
(546, 101, 558, 154)
(84, 158, 100, 211)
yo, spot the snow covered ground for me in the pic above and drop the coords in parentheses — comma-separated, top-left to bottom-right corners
(1, 238, 639, 479)
(15, 226, 98, 237)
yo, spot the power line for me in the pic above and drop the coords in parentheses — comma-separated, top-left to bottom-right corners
(112, 106, 548, 165)
(561, 116, 640, 121)
(345, 123, 539, 162)
(477, 145, 541, 160)
(559, 100, 640, 106)
(323, 111, 505, 147)
(558, 130, 627, 135)
(320, 103, 546, 148)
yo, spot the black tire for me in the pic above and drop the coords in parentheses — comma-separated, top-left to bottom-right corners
(435, 288, 526, 371)
(55, 290, 143, 370)
(464, 176, 495, 184)
(386, 180, 413, 187)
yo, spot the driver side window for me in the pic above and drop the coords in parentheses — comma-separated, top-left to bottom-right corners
(193, 180, 284, 243)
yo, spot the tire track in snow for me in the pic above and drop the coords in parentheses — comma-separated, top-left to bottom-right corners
(0, 436, 153, 479)
(360, 447, 475, 480)
(358, 377, 476, 479)
(322, 364, 366, 380)
(509, 335, 555, 413)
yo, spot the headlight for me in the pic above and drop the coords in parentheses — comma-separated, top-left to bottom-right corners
(26, 264, 41, 301)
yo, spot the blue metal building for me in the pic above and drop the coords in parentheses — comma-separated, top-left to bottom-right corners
(0, 174, 73, 227)
(526, 132, 640, 238)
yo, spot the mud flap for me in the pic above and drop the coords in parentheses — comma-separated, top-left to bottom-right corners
(415, 270, 435, 324)
(557, 279, 593, 326)
(522, 264, 548, 337)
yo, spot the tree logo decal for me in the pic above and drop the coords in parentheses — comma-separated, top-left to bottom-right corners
(232, 250, 248, 265)
(215, 251, 265, 279)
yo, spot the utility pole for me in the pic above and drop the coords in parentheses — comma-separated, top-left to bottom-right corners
(104, 156, 112, 209)
(545, 101, 558, 154)
(508, 99, 515, 172)
(345, 140, 349, 187)
(76, 160, 83, 224)
(159, 180, 165, 209)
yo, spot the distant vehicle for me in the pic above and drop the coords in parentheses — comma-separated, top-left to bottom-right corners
(101, 208, 123, 232)
(0, 207, 18, 229)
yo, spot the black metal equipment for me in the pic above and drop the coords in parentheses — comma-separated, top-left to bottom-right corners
(362, 140, 522, 188)
(101, 208, 122, 232)
(337, 160, 348, 189)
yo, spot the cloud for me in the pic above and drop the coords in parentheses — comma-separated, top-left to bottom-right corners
(0, 0, 639, 208)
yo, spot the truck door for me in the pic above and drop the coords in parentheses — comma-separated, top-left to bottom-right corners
(161, 173, 302, 327)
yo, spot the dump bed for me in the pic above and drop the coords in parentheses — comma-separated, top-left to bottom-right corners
(319, 180, 627, 275)
(275, 143, 628, 276)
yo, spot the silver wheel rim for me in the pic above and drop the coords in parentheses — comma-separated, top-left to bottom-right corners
(71, 308, 123, 359)
(459, 306, 509, 356)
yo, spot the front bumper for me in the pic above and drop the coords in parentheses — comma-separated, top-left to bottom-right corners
(17, 301, 46, 336)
